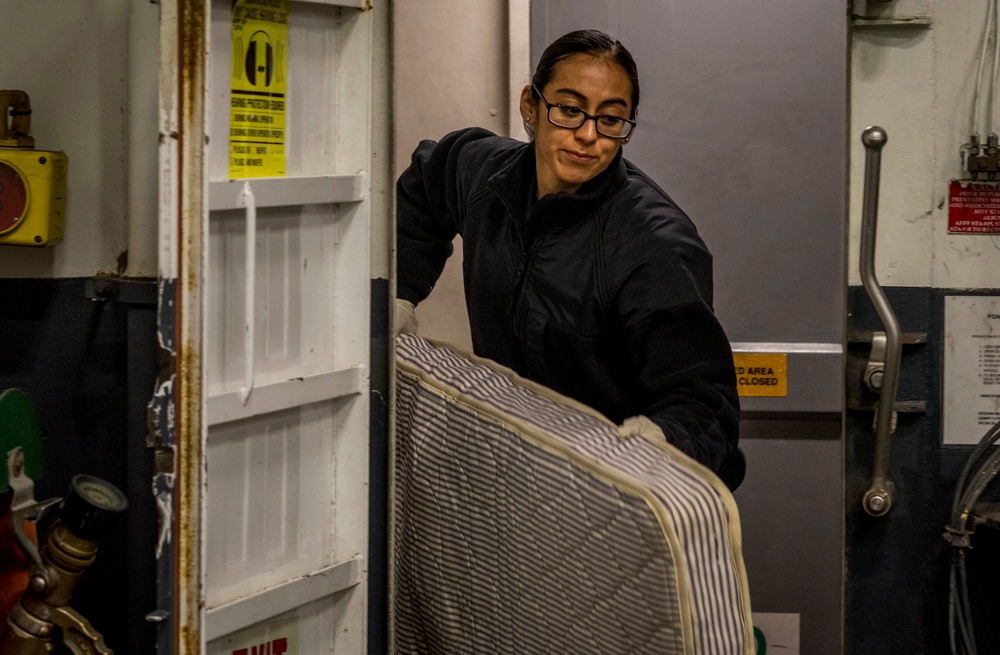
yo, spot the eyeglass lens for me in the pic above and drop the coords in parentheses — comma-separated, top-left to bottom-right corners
(547, 106, 632, 138)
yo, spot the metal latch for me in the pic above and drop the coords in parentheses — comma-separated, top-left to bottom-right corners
(857, 125, 902, 518)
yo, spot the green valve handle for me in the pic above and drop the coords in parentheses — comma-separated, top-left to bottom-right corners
(0, 389, 44, 495)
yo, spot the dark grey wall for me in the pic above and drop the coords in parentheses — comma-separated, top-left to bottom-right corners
(369, 277, 390, 655)
(735, 419, 842, 654)
(845, 286, 1000, 655)
(531, 0, 847, 344)
(0, 277, 158, 654)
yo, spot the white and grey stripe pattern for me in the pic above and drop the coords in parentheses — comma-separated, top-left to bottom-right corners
(393, 334, 753, 655)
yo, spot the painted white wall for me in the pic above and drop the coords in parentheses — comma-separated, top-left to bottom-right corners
(851, 0, 1000, 288)
(371, 0, 393, 280)
(8, 2, 991, 288)
(393, 0, 530, 349)
(0, 2, 137, 278)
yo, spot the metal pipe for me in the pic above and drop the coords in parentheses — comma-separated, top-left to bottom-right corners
(859, 125, 901, 517)
(126, 0, 160, 277)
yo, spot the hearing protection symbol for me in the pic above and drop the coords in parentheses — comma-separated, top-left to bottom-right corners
(245, 31, 274, 88)
(233, 30, 286, 91)
(245, 30, 274, 87)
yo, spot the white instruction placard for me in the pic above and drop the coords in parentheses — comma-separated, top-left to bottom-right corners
(752, 613, 800, 654)
(944, 295, 1000, 444)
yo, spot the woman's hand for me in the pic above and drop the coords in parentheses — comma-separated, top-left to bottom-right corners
(394, 298, 419, 337)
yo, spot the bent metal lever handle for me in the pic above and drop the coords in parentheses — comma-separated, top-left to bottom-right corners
(859, 126, 902, 517)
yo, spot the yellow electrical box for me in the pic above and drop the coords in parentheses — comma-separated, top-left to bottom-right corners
(0, 90, 67, 247)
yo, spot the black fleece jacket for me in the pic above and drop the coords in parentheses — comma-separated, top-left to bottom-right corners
(397, 128, 745, 490)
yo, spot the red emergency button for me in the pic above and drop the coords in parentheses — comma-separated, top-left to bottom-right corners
(0, 161, 28, 234)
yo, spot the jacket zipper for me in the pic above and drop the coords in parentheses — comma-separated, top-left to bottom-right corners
(494, 184, 545, 346)
(511, 226, 545, 343)
(494, 191, 529, 336)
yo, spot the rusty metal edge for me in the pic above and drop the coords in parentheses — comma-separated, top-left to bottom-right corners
(175, 1, 209, 654)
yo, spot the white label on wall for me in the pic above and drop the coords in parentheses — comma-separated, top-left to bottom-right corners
(216, 616, 299, 655)
(752, 613, 800, 654)
(944, 296, 1000, 445)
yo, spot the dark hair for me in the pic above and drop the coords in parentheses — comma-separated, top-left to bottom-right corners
(531, 30, 640, 118)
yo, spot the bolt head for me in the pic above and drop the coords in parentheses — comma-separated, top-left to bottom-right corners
(30, 574, 47, 593)
(864, 489, 892, 516)
(867, 369, 884, 390)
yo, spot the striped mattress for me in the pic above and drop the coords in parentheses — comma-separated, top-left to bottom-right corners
(392, 334, 753, 654)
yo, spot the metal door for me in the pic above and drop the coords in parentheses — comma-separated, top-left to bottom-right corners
(532, 3, 848, 654)
(154, 1, 384, 652)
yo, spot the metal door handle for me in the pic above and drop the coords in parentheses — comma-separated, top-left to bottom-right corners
(859, 126, 901, 517)
(238, 181, 257, 405)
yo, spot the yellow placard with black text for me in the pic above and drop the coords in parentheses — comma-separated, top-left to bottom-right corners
(230, 0, 289, 179)
(733, 353, 788, 397)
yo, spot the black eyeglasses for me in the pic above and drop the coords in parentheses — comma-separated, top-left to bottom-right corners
(532, 84, 636, 139)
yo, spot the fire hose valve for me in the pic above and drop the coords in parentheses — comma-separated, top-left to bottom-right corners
(0, 474, 127, 655)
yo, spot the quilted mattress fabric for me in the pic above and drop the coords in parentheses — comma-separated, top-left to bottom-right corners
(393, 334, 753, 655)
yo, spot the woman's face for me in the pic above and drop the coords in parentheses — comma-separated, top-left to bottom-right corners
(521, 54, 634, 198)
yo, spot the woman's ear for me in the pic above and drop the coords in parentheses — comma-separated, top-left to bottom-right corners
(519, 85, 537, 140)
(519, 85, 536, 124)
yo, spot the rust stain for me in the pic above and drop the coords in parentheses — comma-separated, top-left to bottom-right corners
(173, 1, 208, 653)
(90, 273, 119, 300)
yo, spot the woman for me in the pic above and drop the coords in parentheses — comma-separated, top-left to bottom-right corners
(396, 29, 745, 490)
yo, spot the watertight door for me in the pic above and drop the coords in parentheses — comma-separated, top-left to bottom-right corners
(155, 1, 386, 652)
(532, 5, 847, 655)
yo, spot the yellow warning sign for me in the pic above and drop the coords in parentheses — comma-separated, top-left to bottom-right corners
(733, 353, 788, 397)
(229, 0, 289, 179)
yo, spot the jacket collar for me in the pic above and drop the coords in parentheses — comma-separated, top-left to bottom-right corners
(487, 142, 628, 217)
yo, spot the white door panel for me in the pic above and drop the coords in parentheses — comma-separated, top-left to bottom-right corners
(206, 405, 336, 606)
(160, 0, 380, 651)
(206, 204, 347, 393)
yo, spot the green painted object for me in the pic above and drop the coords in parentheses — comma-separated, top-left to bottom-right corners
(753, 627, 766, 655)
(0, 389, 44, 494)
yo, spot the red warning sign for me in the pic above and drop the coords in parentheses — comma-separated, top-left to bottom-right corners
(949, 180, 1000, 234)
